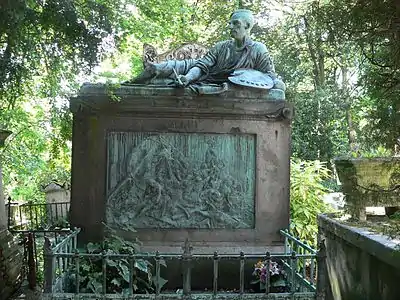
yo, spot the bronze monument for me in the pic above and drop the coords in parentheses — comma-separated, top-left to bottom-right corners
(129, 9, 285, 97)
(69, 9, 291, 255)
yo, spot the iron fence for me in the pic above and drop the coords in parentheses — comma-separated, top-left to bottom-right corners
(42, 230, 326, 300)
(5, 198, 72, 291)
(7, 197, 70, 232)
(281, 229, 319, 289)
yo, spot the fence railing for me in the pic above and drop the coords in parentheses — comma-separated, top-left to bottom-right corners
(5, 198, 72, 291)
(280, 229, 325, 297)
(42, 230, 326, 300)
(7, 197, 70, 232)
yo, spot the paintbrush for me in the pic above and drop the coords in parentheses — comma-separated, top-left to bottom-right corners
(173, 68, 184, 86)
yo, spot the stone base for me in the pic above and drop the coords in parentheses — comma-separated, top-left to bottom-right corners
(70, 84, 292, 250)
(0, 229, 24, 300)
(318, 214, 400, 300)
(334, 157, 400, 220)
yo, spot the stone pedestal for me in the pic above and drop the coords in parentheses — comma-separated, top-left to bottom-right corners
(0, 229, 24, 299)
(70, 84, 292, 254)
(334, 158, 400, 221)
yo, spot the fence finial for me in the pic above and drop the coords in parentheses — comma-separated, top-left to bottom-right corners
(44, 236, 52, 253)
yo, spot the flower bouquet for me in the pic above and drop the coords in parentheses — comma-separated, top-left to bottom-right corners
(252, 260, 289, 293)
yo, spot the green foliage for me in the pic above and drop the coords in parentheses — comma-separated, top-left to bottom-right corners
(254, 0, 398, 160)
(66, 227, 167, 294)
(105, 82, 122, 102)
(317, 0, 400, 150)
(0, 0, 122, 114)
(352, 146, 392, 158)
(2, 0, 398, 209)
(290, 159, 332, 247)
(0, 100, 72, 201)
(0, 0, 127, 200)
(374, 211, 400, 240)
(252, 1, 358, 162)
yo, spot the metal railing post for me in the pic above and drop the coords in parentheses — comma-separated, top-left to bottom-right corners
(239, 251, 245, 294)
(129, 256, 134, 296)
(27, 232, 37, 289)
(43, 237, 54, 293)
(316, 239, 327, 300)
(213, 251, 219, 296)
(182, 239, 192, 295)
(284, 230, 289, 254)
(102, 251, 107, 295)
(290, 251, 297, 293)
(155, 251, 161, 296)
(74, 249, 80, 295)
(265, 252, 271, 295)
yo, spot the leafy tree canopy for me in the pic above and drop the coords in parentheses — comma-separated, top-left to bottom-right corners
(1, 0, 399, 200)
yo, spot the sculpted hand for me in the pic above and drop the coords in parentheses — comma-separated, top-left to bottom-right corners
(176, 75, 190, 87)
(130, 62, 158, 84)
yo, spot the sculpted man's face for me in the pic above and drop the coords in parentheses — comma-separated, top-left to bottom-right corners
(229, 14, 249, 41)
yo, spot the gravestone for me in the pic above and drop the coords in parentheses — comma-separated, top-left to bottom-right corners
(43, 182, 70, 223)
(70, 9, 292, 255)
(70, 83, 292, 254)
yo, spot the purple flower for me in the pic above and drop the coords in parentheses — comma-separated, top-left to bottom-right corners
(260, 273, 266, 283)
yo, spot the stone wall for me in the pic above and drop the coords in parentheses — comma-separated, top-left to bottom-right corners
(0, 229, 24, 299)
(318, 214, 400, 300)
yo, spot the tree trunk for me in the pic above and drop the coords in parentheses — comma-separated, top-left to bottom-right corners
(341, 67, 358, 154)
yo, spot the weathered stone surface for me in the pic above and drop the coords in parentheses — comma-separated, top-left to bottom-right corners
(70, 84, 292, 253)
(44, 182, 70, 221)
(73, 83, 287, 113)
(334, 158, 400, 220)
(0, 229, 24, 300)
(318, 214, 400, 300)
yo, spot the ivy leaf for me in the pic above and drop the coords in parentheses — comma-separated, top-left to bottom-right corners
(87, 278, 103, 294)
(106, 258, 118, 267)
(271, 278, 287, 287)
(111, 278, 121, 287)
(134, 259, 148, 273)
(118, 263, 130, 282)
(87, 242, 101, 253)
(136, 277, 153, 291)
(81, 263, 91, 272)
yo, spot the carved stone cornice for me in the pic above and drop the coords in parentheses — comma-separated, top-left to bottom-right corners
(70, 84, 292, 121)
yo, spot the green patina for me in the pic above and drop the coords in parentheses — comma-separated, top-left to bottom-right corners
(106, 132, 256, 229)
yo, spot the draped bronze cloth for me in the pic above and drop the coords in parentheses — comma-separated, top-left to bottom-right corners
(154, 38, 276, 84)
(194, 38, 276, 83)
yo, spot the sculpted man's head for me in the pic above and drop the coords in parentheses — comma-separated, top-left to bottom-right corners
(229, 9, 255, 41)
